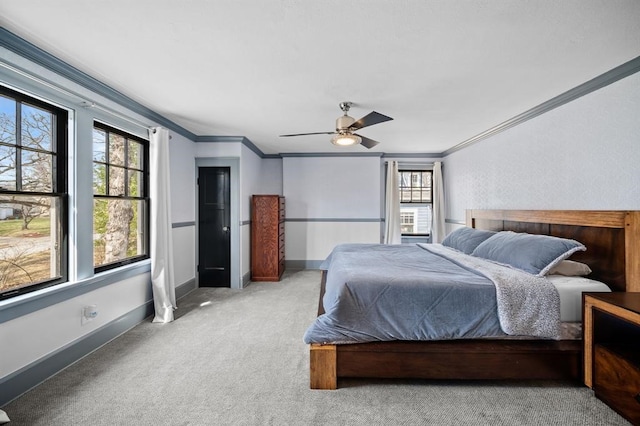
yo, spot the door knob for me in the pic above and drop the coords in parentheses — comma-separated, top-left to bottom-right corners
(222, 226, 229, 232)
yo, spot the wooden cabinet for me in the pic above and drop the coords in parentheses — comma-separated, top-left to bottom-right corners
(251, 195, 285, 281)
(584, 292, 640, 424)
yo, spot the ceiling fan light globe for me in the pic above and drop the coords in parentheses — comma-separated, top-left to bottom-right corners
(331, 134, 361, 146)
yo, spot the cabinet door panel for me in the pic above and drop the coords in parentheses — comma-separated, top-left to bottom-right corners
(594, 345, 640, 424)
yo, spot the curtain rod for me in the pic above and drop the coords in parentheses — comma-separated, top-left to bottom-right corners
(82, 101, 156, 132)
(2, 60, 165, 136)
(385, 160, 436, 166)
(1, 60, 87, 105)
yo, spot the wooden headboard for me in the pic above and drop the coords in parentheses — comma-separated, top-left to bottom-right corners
(466, 210, 640, 293)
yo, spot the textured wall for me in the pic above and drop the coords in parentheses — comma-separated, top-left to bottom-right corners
(444, 71, 640, 222)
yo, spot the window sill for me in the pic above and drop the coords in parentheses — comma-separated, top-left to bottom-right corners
(401, 235, 432, 244)
(0, 259, 151, 324)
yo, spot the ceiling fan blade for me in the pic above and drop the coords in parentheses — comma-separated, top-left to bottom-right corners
(350, 111, 393, 131)
(358, 135, 380, 149)
(279, 131, 336, 137)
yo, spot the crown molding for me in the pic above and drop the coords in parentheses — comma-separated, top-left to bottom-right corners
(443, 55, 640, 157)
(279, 152, 384, 158)
(0, 27, 196, 140)
(382, 152, 442, 159)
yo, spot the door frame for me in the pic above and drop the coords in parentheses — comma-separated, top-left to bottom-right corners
(195, 158, 240, 289)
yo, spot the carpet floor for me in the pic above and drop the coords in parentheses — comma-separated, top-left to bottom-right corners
(1, 270, 630, 425)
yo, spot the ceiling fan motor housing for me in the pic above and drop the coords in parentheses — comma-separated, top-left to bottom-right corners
(336, 114, 355, 132)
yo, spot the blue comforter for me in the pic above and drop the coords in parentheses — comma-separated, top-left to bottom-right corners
(303, 243, 506, 344)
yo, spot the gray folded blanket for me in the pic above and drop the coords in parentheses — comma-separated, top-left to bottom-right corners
(421, 244, 561, 339)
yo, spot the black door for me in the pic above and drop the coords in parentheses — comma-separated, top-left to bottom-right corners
(198, 167, 231, 287)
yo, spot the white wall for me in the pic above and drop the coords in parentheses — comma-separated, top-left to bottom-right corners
(169, 133, 196, 223)
(260, 158, 284, 195)
(195, 142, 241, 158)
(283, 156, 381, 263)
(0, 274, 150, 378)
(169, 133, 197, 288)
(443, 71, 640, 224)
(241, 146, 283, 220)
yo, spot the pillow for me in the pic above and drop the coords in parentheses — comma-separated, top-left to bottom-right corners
(547, 260, 592, 276)
(441, 227, 496, 255)
(470, 231, 586, 276)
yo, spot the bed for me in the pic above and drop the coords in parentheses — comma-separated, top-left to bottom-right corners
(307, 210, 640, 390)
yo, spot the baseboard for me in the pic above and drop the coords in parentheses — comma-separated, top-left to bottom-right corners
(175, 278, 196, 300)
(242, 272, 251, 288)
(285, 260, 323, 270)
(0, 300, 154, 407)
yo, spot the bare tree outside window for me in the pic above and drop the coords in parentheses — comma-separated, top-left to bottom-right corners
(92, 123, 148, 271)
(0, 87, 67, 298)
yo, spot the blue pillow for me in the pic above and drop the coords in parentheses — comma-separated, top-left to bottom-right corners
(441, 227, 497, 255)
(470, 231, 586, 276)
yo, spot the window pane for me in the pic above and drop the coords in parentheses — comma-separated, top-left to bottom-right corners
(421, 190, 432, 202)
(400, 172, 410, 188)
(93, 123, 149, 272)
(401, 190, 412, 202)
(411, 172, 420, 186)
(108, 165, 126, 196)
(411, 190, 421, 201)
(109, 133, 126, 166)
(0, 95, 17, 145)
(0, 145, 16, 191)
(0, 195, 62, 294)
(21, 150, 52, 192)
(93, 163, 106, 195)
(93, 128, 106, 162)
(400, 211, 415, 233)
(21, 104, 53, 151)
(93, 198, 146, 267)
(1, 88, 67, 299)
(422, 172, 431, 188)
(128, 140, 142, 169)
(128, 170, 142, 197)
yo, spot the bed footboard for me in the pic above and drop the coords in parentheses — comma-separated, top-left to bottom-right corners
(309, 340, 581, 390)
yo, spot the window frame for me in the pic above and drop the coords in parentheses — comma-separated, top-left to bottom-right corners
(398, 169, 433, 237)
(0, 85, 68, 299)
(92, 121, 150, 273)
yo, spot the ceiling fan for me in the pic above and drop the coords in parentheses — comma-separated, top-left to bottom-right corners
(279, 101, 393, 149)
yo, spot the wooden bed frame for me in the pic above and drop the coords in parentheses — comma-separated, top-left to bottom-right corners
(309, 210, 640, 389)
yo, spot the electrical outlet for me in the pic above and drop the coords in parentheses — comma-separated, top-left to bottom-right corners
(81, 305, 98, 325)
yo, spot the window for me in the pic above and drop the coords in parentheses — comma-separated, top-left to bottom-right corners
(0, 86, 68, 298)
(92, 122, 149, 271)
(398, 170, 432, 236)
(400, 209, 417, 234)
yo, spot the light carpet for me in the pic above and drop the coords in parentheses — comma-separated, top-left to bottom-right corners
(1, 270, 630, 425)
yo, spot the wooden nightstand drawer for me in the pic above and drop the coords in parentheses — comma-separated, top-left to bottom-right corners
(594, 344, 640, 424)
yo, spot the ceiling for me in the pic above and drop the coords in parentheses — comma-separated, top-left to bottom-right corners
(1, 1, 640, 155)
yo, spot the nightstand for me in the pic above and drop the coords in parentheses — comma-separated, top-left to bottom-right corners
(583, 292, 640, 424)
